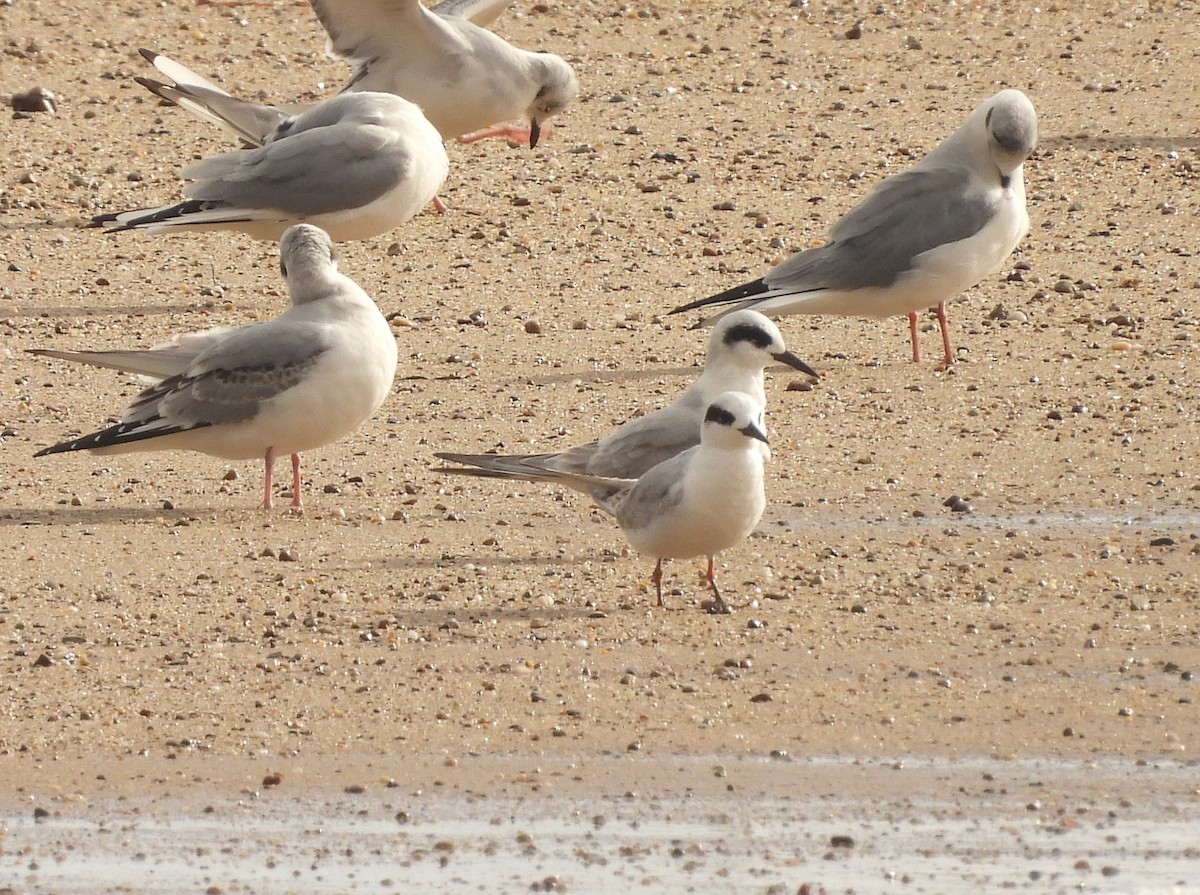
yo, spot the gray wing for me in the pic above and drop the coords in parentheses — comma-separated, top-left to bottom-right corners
(138, 77, 287, 148)
(137, 49, 288, 147)
(606, 447, 696, 529)
(30, 347, 196, 380)
(125, 321, 331, 427)
(27, 327, 238, 380)
(181, 121, 406, 216)
(767, 167, 1000, 293)
(585, 389, 707, 477)
(431, 0, 513, 26)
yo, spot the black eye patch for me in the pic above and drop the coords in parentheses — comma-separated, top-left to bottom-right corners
(722, 322, 772, 350)
(705, 405, 736, 427)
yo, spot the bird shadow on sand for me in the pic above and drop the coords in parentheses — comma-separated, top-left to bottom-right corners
(0, 505, 220, 526)
(355, 548, 617, 573)
(1039, 134, 1200, 151)
(11, 304, 209, 319)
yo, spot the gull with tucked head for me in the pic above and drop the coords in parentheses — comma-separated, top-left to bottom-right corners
(90, 91, 447, 242)
(31, 224, 398, 510)
(671, 89, 1038, 366)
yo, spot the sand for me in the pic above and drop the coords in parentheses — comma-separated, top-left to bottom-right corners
(2, 2, 1199, 875)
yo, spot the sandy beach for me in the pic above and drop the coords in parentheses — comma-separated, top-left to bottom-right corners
(2, 0, 1199, 890)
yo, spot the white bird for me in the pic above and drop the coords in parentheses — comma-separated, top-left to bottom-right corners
(31, 224, 398, 510)
(671, 89, 1038, 366)
(134, 0, 578, 150)
(440, 391, 770, 614)
(311, 0, 579, 147)
(90, 91, 448, 242)
(434, 310, 815, 481)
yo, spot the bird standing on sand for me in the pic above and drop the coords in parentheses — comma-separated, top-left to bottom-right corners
(91, 91, 447, 242)
(439, 391, 770, 614)
(671, 89, 1038, 366)
(31, 225, 398, 510)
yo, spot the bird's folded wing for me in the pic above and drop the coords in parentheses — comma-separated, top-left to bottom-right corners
(181, 123, 404, 216)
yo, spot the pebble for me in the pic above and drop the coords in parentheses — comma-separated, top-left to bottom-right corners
(524, 320, 543, 334)
(943, 495, 972, 513)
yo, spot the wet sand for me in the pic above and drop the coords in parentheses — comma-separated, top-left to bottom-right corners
(2, 0, 1199, 889)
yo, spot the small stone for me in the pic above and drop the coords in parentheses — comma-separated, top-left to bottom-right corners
(844, 21, 863, 39)
(32, 654, 53, 668)
(278, 548, 299, 562)
(524, 320, 543, 334)
(749, 692, 772, 703)
(262, 773, 283, 787)
(942, 495, 972, 513)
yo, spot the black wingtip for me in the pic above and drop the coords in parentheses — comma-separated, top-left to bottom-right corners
(138, 48, 159, 65)
(668, 277, 770, 316)
(134, 76, 172, 98)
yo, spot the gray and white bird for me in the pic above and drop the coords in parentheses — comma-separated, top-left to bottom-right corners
(671, 89, 1038, 366)
(31, 224, 398, 510)
(311, 0, 579, 147)
(434, 309, 815, 481)
(91, 91, 447, 242)
(440, 391, 770, 613)
(135, 0, 578, 149)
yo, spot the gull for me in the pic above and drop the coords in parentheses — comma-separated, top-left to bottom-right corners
(134, 0, 578, 149)
(310, 0, 579, 147)
(30, 224, 398, 510)
(90, 90, 447, 241)
(670, 89, 1038, 366)
(440, 391, 769, 613)
(434, 309, 816, 481)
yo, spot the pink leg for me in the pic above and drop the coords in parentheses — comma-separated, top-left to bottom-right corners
(704, 556, 733, 614)
(431, 195, 450, 214)
(936, 301, 955, 366)
(456, 123, 534, 147)
(261, 447, 275, 510)
(290, 453, 303, 509)
(652, 559, 665, 608)
(907, 311, 921, 364)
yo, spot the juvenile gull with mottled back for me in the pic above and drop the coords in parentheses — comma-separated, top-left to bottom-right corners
(31, 225, 398, 510)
